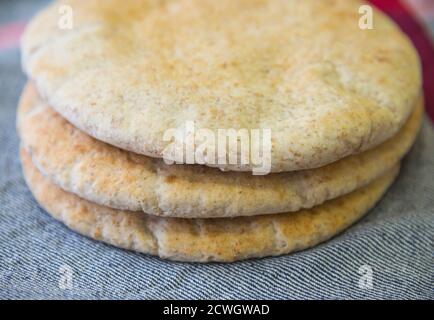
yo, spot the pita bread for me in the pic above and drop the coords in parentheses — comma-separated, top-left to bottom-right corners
(17, 83, 422, 218)
(21, 0, 421, 172)
(21, 149, 399, 262)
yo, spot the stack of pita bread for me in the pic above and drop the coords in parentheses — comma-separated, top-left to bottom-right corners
(18, 0, 423, 262)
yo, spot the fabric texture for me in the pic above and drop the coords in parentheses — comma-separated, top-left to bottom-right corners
(0, 0, 433, 299)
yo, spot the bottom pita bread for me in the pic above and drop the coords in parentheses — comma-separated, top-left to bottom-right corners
(21, 149, 399, 263)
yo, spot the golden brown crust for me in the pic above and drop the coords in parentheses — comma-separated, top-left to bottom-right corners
(21, 0, 422, 172)
(21, 149, 399, 262)
(18, 83, 422, 218)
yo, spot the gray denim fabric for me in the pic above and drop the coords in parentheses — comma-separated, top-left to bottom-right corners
(0, 0, 433, 300)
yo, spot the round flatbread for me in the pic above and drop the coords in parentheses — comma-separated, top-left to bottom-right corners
(18, 83, 422, 218)
(21, 0, 421, 172)
(21, 149, 399, 262)
(17, 83, 423, 218)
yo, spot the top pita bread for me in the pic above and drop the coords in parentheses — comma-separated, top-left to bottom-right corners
(21, 0, 421, 172)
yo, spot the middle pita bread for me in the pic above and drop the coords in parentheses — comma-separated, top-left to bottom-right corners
(18, 83, 422, 218)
